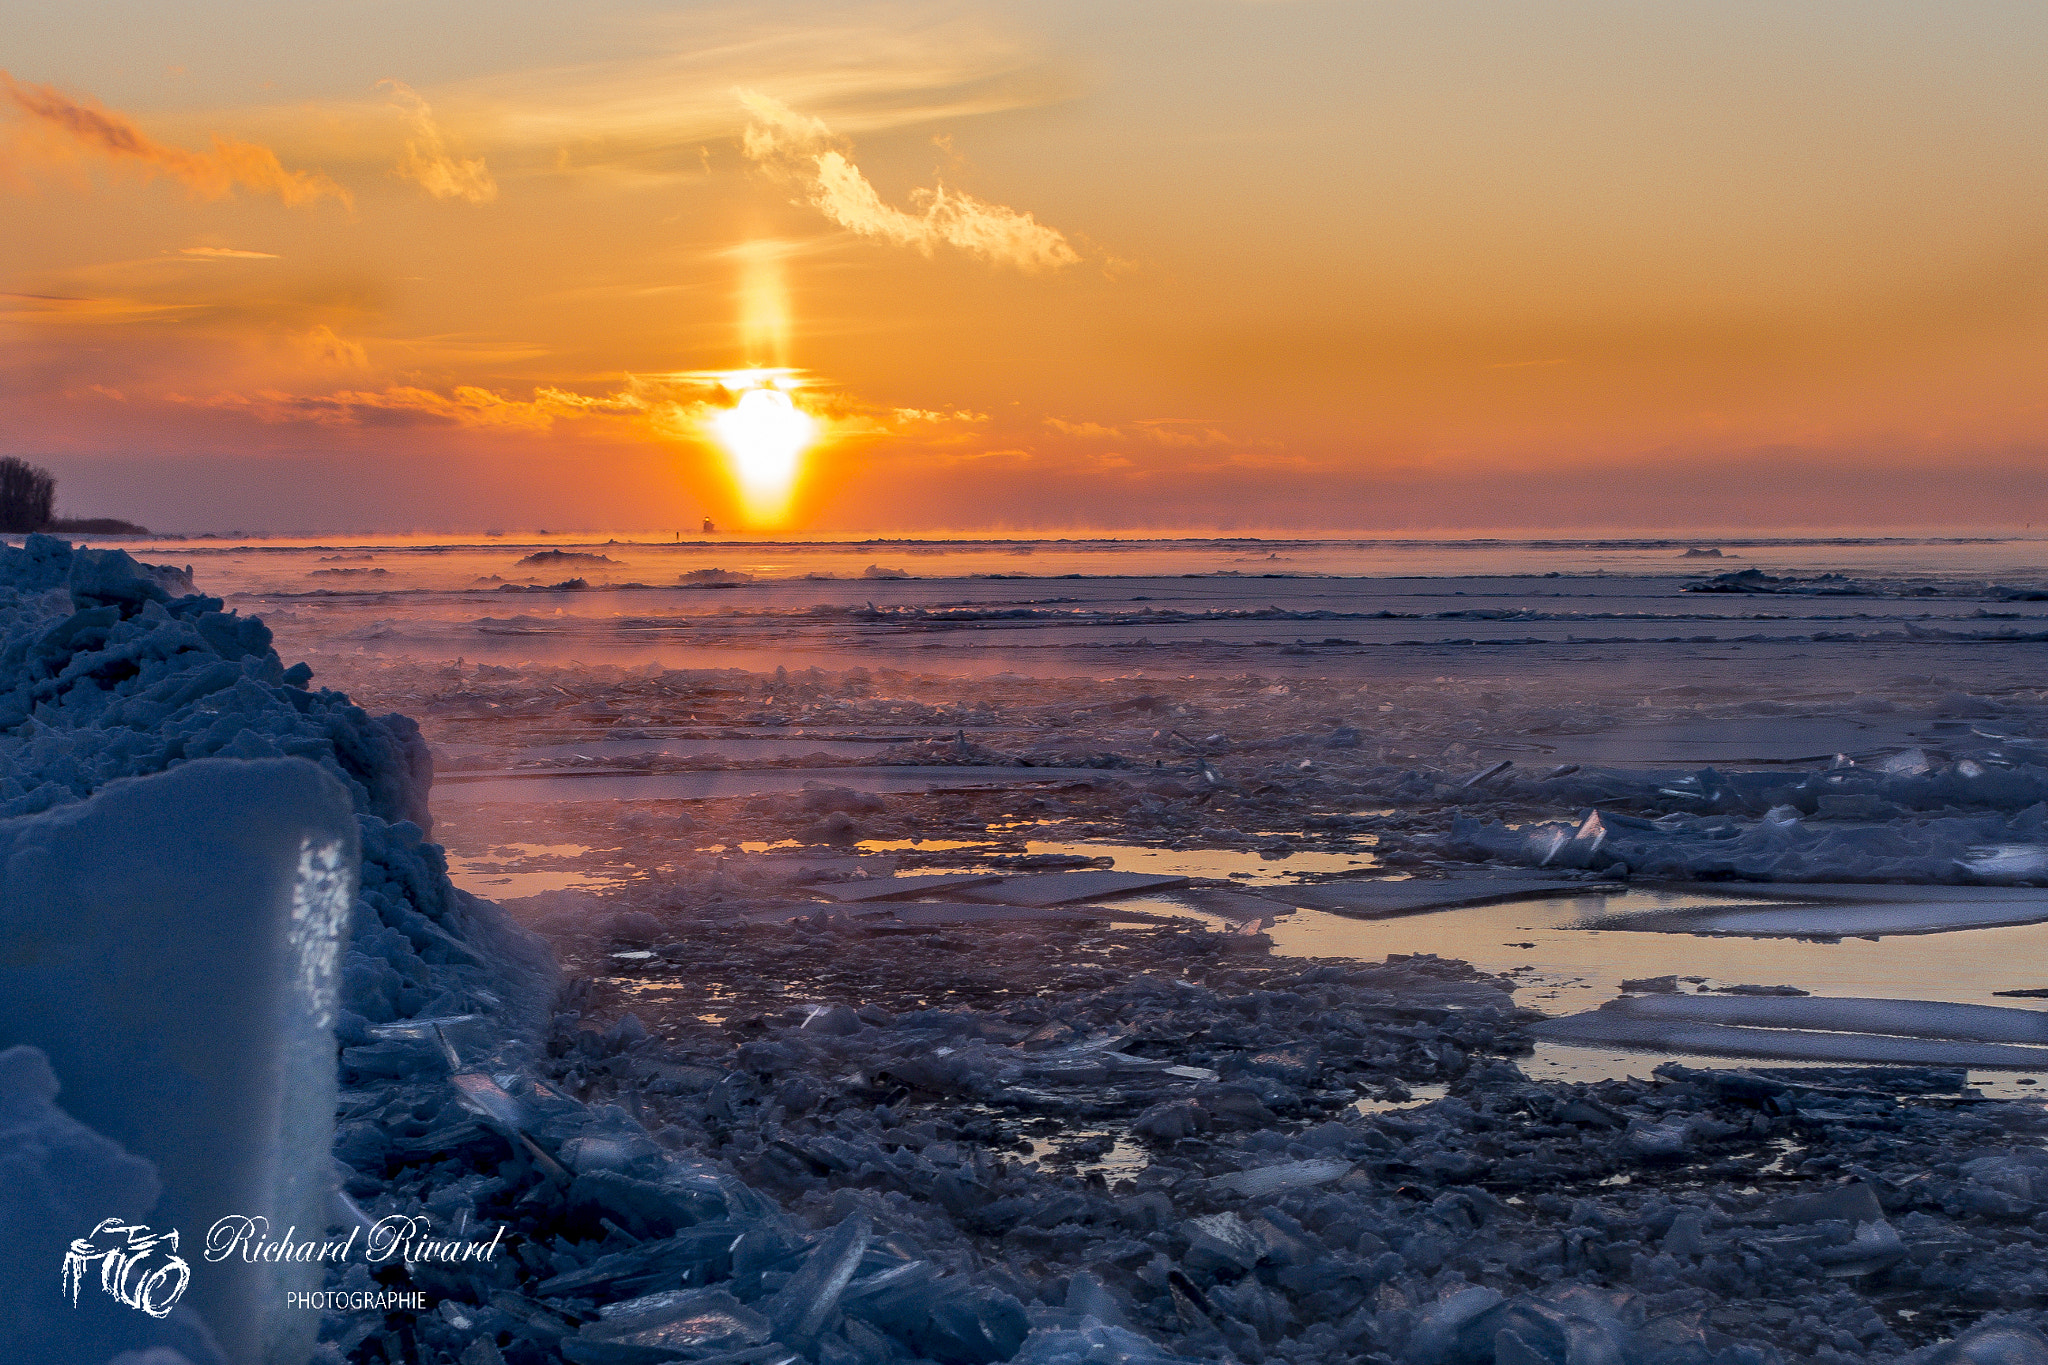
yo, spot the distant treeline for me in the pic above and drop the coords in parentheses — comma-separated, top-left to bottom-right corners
(0, 458, 147, 535)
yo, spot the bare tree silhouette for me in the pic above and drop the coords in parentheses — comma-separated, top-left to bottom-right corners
(0, 458, 54, 534)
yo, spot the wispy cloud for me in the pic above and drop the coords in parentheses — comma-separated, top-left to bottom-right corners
(0, 70, 351, 208)
(738, 90, 1078, 271)
(380, 80, 496, 203)
(1047, 416, 1234, 447)
(0, 291, 206, 324)
(180, 246, 279, 260)
(471, 8, 1063, 169)
(172, 383, 633, 431)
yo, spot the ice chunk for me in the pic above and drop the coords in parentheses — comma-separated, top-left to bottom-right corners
(1961, 844, 2048, 881)
(0, 1046, 226, 1365)
(1627, 1118, 1695, 1158)
(800, 1004, 863, 1036)
(1592, 993, 2048, 1045)
(1460, 759, 1513, 788)
(541, 1222, 751, 1299)
(1621, 896, 2048, 939)
(1874, 747, 1932, 777)
(0, 758, 355, 1365)
(1062, 1272, 1131, 1331)
(366, 1013, 495, 1062)
(1165, 887, 1294, 921)
(582, 1287, 771, 1351)
(1009, 1321, 1208, 1365)
(806, 873, 1004, 902)
(1181, 1213, 1264, 1273)
(1924, 1319, 2048, 1365)
(956, 871, 1192, 907)
(1552, 810, 1609, 869)
(1206, 1159, 1351, 1198)
(1131, 1099, 1207, 1141)
(448, 1072, 535, 1132)
(1757, 1182, 1884, 1225)
(766, 1213, 872, 1345)
(1674, 882, 2048, 904)
(1280, 878, 1606, 919)
(1402, 1286, 1504, 1365)
(1532, 1011, 2048, 1069)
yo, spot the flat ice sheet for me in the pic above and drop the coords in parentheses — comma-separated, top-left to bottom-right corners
(876, 901, 1180, 927)
(1280, 879, 1614, 919)
(955, 871, 1192, 907)
(1644, 882, 2048, 905)
(807, 874, 1005, 902)
(1529, 1012, 2048, 1069)
(749, 854, 901, 881)
(1167, 888, 1300, 920)
(742, 900, 1175, 927)
(1597, 993, 2048, 1045)
(435, 765, 1117, 804)
(1619, 899, 2048, 939)
(1491, 716, 1943, 768)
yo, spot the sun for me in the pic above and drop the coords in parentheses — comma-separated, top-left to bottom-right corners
(709, 377, 817, 522)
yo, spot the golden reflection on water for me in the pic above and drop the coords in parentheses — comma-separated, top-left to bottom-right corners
(1130, 890, 2048, 1099)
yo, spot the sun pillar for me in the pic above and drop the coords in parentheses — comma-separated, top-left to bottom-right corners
(708, 242, 816, 524)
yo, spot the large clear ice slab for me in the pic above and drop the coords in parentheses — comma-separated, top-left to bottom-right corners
(0, 758, 356, 1365)
(1279, 879, 1612, 918)
(955, 872, 1192, 907)
(1586, 992, 2048, 1045)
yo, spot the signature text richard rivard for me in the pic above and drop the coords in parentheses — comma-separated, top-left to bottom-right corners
(205, 1215, 505, 1264)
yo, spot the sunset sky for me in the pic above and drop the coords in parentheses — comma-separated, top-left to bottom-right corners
(5, 1, 2048, 534)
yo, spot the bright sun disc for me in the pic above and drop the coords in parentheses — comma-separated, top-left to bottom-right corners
(711, 385, 815, 520)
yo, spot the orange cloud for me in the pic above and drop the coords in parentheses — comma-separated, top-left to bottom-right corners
(170, 383, 648, 430)
(380, 80, 496, 203)
(0, 70, 351, 208)
(1046, 416, 1235, 447)
(292, 325, 368, 370)
(738, 90, 1078, 272)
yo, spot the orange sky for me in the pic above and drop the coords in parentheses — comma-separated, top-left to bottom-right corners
(5, 0, 2048, 534)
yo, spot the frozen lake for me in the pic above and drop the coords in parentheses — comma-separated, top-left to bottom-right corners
(72, 530, 2048, 1093)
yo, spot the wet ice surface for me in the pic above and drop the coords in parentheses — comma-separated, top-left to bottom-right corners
(445, 841, 620, 899)
(436, 766, 1122, 804)
(104, 532, 2048, 1363)
(1116, 891, 2048, 1099)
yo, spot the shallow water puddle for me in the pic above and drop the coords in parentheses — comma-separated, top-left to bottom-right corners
(1353, 1082, 1450, 1115)
(1022, 837, 1378, 881)
(859, 832, 1379, 882)
(1127, 888, 2048, 1099)
(445, 842, 618, 898)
